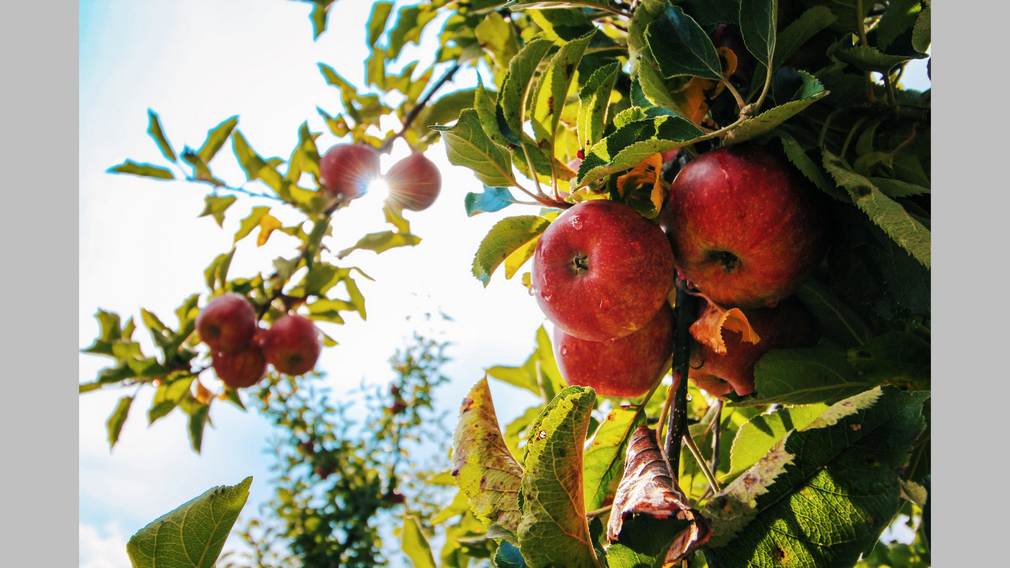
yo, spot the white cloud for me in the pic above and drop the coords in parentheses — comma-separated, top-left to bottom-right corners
(79, 523, 131, 568)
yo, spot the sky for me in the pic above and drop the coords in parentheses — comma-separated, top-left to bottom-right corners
(79, 3, 930, 566)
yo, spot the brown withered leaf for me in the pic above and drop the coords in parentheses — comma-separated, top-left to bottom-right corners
(606, 425, 710, 564)
(451, 378, 524, 533)
(689, 297, 761, 355)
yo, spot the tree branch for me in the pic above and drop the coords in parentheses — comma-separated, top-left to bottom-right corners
(379, 62, 463, 154)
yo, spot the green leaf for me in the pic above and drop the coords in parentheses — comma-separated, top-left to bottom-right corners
(747, 333, 929, 406)
(231, 130, 282, 192)
(704, 388, 926, 567)
(532, 30, 594, 144)
(646, 5, 722, 80)
(836, 45, 924, 72)
(795, 280, 870, 347)
(727, 404, 828, 478)
(401, 515, 437, 568)
(577, 62, 620, 148)
(870, 176, 930, 198)
(337, 231, 421, 259)
(433, 109, 516, 187)
(127, 477, 252, 568)
(725, 71, 828, 145)
(498, 38, 556, 144)
(475, 12, 520, 67)
(465, 186, 518, 217)
(366, 2, 394, 47)
(875, 0, 922, 52)
(583, 406, 642, 511)
(518, 386, 599, 568)
(106, 396, 133, 449)
(203, 249, 235, 291)
(147, 109, 177, 162)
(777, 131, 846, 201)
(197, 116, 239, 164)
(472, 216, 550, 286)
(486, 326, 565, 400)
(912, 7, 930, 53)
(451, 378, 524, 532)
(234, 206, 270, 243)
(188, 404, 210, 453)
(366, 49, 386, 88)
(308, 2, 333, 39)
(578, 115, 704, 186)
(386, 5, 437, 60)
(199, 195, 237, 227)
(494, 541, 527, 568)
(108, 160, 174, 180)
(739, 0, 777, 67)
(823, 150, 930, 268)
(773, 6, 835, 69)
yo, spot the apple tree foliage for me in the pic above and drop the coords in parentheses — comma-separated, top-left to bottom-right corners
(81, 0, 930, 566)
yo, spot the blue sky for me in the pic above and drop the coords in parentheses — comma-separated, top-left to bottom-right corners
(79, 1, 544, 565)
(79, 2, 930, 566)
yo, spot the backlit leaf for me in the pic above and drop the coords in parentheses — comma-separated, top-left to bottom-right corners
(126, 477, 251, 568)
(108, 160, 174, 180)
(433, 109, 516, 187)
(197, 116, 239, 164)
(471, 215, 550, 286)
(401, 515, 437, 568)
(147, 109, 177, 162)
(106, 396, 133, 449)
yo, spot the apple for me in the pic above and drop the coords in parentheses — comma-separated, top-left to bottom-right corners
(196, 293, 257, 354)
(319, 143, 381, 201)
(689, 298, 818, 397)
(385, 153, 441, 211)
(262, 314, 321, 375)
(533, 200, 675, 341)
(213, 344, 267, 389)
(662, 146, 825, 308)
(554, 306, 673, 398)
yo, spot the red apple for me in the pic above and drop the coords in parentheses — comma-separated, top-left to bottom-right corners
(662, 146, 825, 308)
(689, 298, 818, 397)
(320, 143, 381, 201)
(262, 314, 321, 375)
(554, 306, 673, 398)
(533, 200, 675, 341)
(197, 293, 257, 354)
(386, 153, 441, 211)
(213, 344, 267, 389)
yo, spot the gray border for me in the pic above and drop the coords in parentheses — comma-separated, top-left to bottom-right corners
(932, 1, 1010, 565)
(0, 2, 78, 565)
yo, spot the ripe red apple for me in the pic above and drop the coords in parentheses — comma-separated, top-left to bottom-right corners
(662, 146, 825, 308)
(320, 143, 381, 201)
(197, 293, 257, 354)
(262, 314, 321, 375)
(689, 298, 818, 397)
(213, 344, 267, 389)
(385, 153, 441, 211)
(533, 200, 675, 341)
(554, 306, 673, 398)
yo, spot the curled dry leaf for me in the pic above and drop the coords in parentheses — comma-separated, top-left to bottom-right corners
(451, 377, 524, 533)
(616, 153, 665, 215)
(607, 425, 710, 563)
(689, 296, 761, 355)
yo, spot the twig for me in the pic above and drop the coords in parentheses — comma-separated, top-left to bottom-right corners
(684, 430, 722, 494)
(710, 399, 723, 474)
(379, 62, 462, 154)
(664, 283, 697, 476)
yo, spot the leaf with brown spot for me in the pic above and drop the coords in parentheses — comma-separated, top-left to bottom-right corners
(689, 297, 760, 354)
(604, 426, 710, 566)
(451, 378, 524, 533)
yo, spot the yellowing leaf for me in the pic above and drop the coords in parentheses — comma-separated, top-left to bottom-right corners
(256, 213, 283, 247)
(616, 153, 665, 215)
(451, 378, 523, 532)
(690, 298, 761, 354)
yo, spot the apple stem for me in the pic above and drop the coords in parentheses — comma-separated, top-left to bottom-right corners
(710, 399, 723, 474)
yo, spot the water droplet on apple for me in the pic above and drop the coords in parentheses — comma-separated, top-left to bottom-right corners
(542, 293, 553, 303)
(561, 346, 569, 356)
(570, 215, 583, 230)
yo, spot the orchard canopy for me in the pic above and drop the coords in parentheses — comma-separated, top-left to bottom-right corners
(83, 1, 930, 567)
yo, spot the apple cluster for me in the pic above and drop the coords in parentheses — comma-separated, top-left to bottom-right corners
(319, 144, 441, 211)
(537, 145, 825, 399)
(196, 293, 322, 389)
